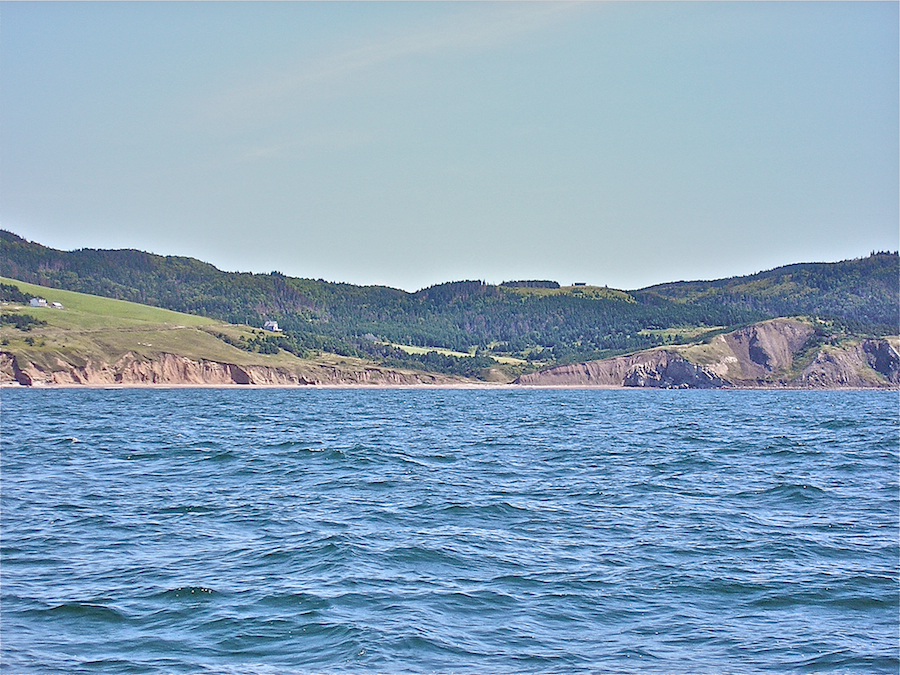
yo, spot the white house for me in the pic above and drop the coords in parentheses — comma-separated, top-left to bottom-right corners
(51, 302, 64, 309)
(29, 298, 47, 307)
(263, 320, 282, 332)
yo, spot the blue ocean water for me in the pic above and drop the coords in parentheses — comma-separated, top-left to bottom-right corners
(1, 388, 897, 674)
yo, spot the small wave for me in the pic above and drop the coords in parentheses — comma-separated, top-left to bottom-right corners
(155, 504, 218, 515)
(791, 647, 861, 671)
(250, 591, 330, 613)
(124, 451, 163, 461)
(79, 657, 151, 673)
(263, 440, 322, 452)
(362, 479, 398, 490)
(437, 501, 530, 517)
(751, 591, 824, 609)
(187, 440, 221, 450)
(152, 586, 220, 601)
(750, 482, 830, 502)
(826, 594, 896, 611)
(418, 452, 459, 464)
(612, 645, 664, 661)
(38, 601, 129, 623)
(819, 418, 861, 431)
(385, 545, 467, 567)
(201, 450, 238, 463)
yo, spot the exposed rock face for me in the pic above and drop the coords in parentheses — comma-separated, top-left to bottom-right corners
(862, 339, 900, 384)
(515, 350, 726, 389)
(0, 351, 452, 387)
(723, 319, 815, 379)
(4, 321, 898, 390)
(514, 350, 674, 387)
(0, 352, 33, 386)
(793, 340, 900, 388)
(516, 320, 900, 389)
(622, 357, 727, 389)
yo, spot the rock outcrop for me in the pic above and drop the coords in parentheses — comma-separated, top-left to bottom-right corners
(516, 319, 899, 389)
(622, 356, 728, 389)
(793, 339, 900, 388)
(514, 350, 726, 388)
(861, 338, 900, 384)
(722, 319, 815, 378)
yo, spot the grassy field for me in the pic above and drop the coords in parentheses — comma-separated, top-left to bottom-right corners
(0, 277, 328, 371)
(384, 341, 527, 365)
(501, 285, 635, 302)
(1, 277, 216, 330)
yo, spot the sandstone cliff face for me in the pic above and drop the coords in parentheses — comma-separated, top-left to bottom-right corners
(513, 350, 672, 387)
(722, 319, 815, 379)
(0, 351, 452, 387)
(622, 356, 728, 389)
(516, 320, 899, 389)
(514, 350, 727, 388)
(861, 338, 900, 384)
(793, 339, 900, 388)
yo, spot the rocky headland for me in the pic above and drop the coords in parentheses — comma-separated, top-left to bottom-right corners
(515, 319, 899, 389)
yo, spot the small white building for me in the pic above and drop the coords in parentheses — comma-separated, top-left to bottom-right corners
(51, 302, 64, 309)
(263, 320, 282, 332)
(29, 298, 47, 308)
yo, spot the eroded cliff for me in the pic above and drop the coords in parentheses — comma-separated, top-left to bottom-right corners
(0, 351, 458, 387)
(516, 319, 899, 389)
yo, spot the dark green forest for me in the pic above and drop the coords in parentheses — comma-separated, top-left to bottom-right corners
(2, 230, 897, 376)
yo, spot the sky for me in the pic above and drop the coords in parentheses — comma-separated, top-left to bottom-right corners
(2, 2, 897, 292)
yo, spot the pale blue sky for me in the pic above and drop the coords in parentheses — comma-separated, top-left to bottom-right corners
(2, 2, 897, 291)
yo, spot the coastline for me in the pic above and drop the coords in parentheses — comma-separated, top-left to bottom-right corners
(2, 380, 895, 391)
(3, 318, 897, 391)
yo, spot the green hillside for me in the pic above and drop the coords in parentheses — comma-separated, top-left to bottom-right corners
(0, 278, 356, 376)
(1, 230, 897, 377)
(635, 253, 899, 329)
(1, 278, 214, 330)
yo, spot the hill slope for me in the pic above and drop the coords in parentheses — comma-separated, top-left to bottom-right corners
(635, 254, 899, 329)
(0, 279, 466, 386)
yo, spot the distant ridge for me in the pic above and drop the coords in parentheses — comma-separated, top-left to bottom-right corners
(634, 254, 900, 328)
(500, 280, 561, 289)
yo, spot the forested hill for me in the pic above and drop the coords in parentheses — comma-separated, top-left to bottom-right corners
(1, 230, 897, 370)
(635, 255, 899, 329)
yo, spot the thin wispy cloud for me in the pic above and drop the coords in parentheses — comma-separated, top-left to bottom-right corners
(198, 3, 584, 130)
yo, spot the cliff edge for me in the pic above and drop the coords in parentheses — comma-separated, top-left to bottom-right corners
(515, 319, 899, 389)
(0, 350, 462, 387)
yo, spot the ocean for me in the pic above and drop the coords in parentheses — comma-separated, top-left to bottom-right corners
(1, 388, 897, 674)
